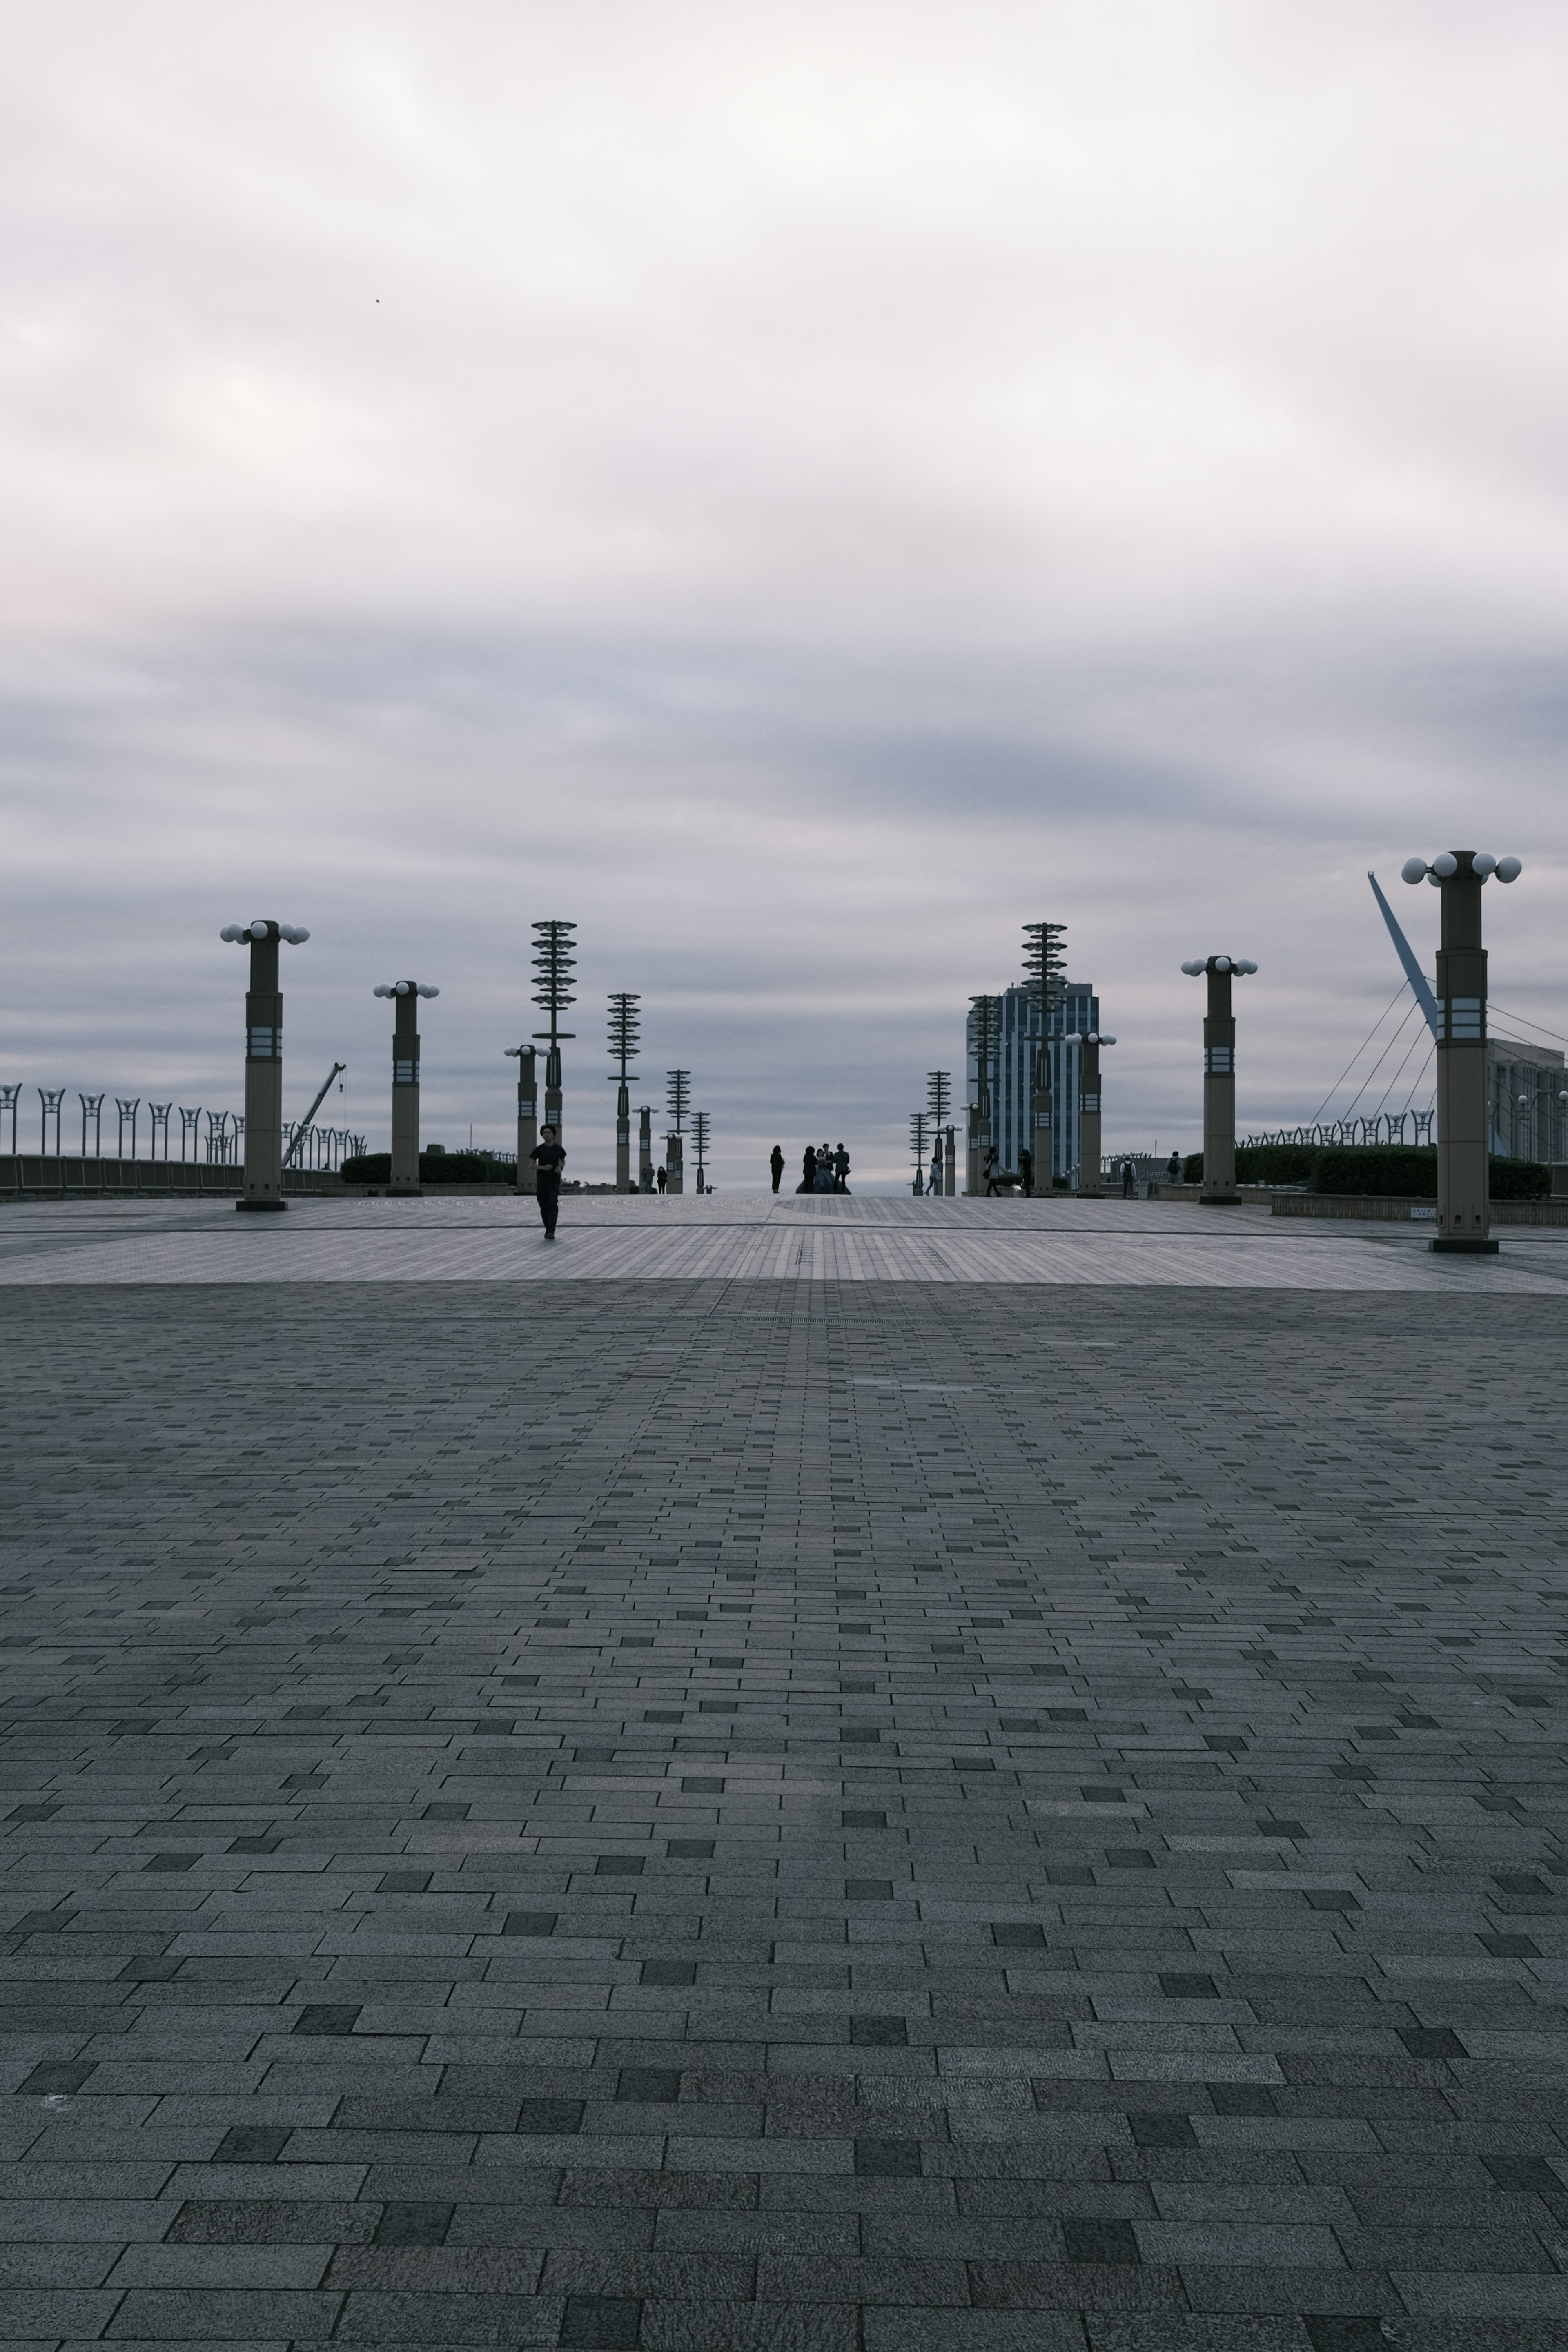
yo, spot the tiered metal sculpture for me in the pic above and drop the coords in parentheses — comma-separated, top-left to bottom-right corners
(607, 993, 642, 1193)
(531, 920, 577, 1149)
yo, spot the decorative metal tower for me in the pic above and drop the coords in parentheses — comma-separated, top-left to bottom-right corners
(665, 1068, 690, 1194)
(1022, 920, 1066, 1183)
(530, 920, 577, 1147)
(910, 1108, 930, 1194)
(373, 982, 439, 1193)
(220, 918, 309, 1210)
(691, 1110, 711, 1194)
(1402, 849, 1522, 1252)
(607, 993, 642, 1193)
(966, 995, 999, 1195)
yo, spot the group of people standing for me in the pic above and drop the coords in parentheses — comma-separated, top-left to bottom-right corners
(768, 1143, 850, 1194)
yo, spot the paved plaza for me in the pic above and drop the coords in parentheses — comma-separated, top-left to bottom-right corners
(0, 1194, 1565, 2350)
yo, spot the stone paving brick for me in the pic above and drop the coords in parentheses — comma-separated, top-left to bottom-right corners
(0, 1279, 1564, 2346)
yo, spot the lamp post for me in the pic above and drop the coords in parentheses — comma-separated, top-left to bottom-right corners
(373, 982, 439, 1194)
(910, 1109, 930, 1194)
(39, 1088, 64, 1155)
(692, 1110, 711, 1193)
(531, 920, 577, 1150)
(607, 993, 641, 1193)
(666, 1069, 690, 1194)
(79, 1093, 103, 1158)
(149, 1103, 170, 1161)
(638, 1101, 653, 1191)
(1180, 955, 1257, 1204)
(220, 918, 309, 1210)
(1, 1087, 19, 1154)
(116, 1098, 140, 1160)
(1401, 849, 1521, 1252)
(179, 1107, 198, 1163)
(1063, 1032, 1116, 1196)
(505, 1045, 538, 1193)
(944, 1123, 956, 1197)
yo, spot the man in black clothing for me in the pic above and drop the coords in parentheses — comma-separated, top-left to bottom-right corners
(769, 1145, 784, 1194)
(529, 1125, 565, 1238)
(1019, 1146, 1033, 1198)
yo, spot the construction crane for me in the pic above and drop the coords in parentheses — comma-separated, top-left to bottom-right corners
(283, 1062, 346, 1166)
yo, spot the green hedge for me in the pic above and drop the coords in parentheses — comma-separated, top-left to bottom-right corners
(1176, 1146, 1548, 1199)
(1235, 1143, 1317, 1185)
(341, 1152, 514, 1186)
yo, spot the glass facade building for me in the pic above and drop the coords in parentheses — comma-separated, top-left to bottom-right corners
(966, 980, 1100, 1182)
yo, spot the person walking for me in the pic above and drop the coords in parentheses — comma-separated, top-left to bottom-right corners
(529, 1124, 566, 1240)
(1166, 1149, 1181, 1187)
(983, 1144, 1000, 1197)
(833, 1143, 850, 1194)
(1019, 1146, 1033, 1198)
(1122, 1158, 1136, 1198)
(798, 1145, 817, 1194)
(928, 1141, 943, 1198)
(656, 1163, 668, 1194)
(769, 1145, 784, 1194)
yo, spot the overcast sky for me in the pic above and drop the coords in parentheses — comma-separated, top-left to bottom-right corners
(4, 1, 1566, 1184)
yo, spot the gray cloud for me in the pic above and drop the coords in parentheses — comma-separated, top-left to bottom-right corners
(3, 3, 1566, 1185)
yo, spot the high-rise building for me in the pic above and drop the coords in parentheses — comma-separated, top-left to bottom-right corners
(966, 979, 1100, 1182)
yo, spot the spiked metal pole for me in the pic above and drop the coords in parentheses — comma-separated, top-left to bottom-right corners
(967, 996, 999, 1195)
(607, 992, 642, 1194)
(530, 920, 577, 1149)
(909, 1109, 930, 1194)
(221, 917, 309, 1211)
(1022, 921, 1066, 1184)
(665, 1069, 690, 1194)
(691, 1110, 711, 1194)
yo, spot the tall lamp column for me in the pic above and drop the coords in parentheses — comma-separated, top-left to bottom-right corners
(638, 1102, 653, 1191)
(1180, 956, 1256, 1205)
(1402, 849, 1521, 1252)
(221, 918, 308, 1212)
(374, 982, 439, 1194)
(505, 1046, 537, 1193)
(1065, 1031, 1116, 1196)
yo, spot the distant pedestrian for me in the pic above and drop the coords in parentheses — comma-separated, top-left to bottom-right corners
(798, 1146, 817, 1194)
(1166, 1149, 1181, 1187)
(833, 1143, 850, 1193)
(769, 1145, 784, 1194)
(929, 1143, 943, 1197)
(1019, 1146, 1033, 1198)
(529, 1125, 565, 1240)
(656, 1163, 668, 1194)
(1122, 1158, 1136, 1198)
(984, 1145, 1000, 1197)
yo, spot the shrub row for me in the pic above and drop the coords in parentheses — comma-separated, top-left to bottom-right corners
(341, 1152, 514, 1186)
(1178, 1145, 1548, 1200)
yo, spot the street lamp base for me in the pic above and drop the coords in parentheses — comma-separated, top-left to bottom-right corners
(236, 1199, 288, 1213)
(1430, 1236, 1498, 1254)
